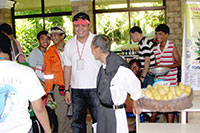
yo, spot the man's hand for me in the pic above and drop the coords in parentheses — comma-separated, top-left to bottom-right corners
(46, 94, 54, 104)
(65, 92, 71, 105)
(132, 100, 142, 115)
(139, 77, 145, 83)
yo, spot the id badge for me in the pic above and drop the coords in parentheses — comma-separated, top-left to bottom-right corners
(77, 59, 84, 70)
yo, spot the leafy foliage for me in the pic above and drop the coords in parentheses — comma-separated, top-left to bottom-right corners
(96, 10, 165, 49)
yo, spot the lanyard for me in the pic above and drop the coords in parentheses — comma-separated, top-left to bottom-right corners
(76, 36, 88, 60)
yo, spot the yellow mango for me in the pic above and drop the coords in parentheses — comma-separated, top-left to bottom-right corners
(169, 86, 176, 97)
(167, 91, 175, 100)
(153, 92, 162, 100)
(184, 85, 192, 96)
(163, 84, 169, 94)
(147, 84, 153, 90)
(159, 88, 166, 95)
(162, 95, 168, 101)
(179, 82, 185, 90)
(175, 86, 183, 97)
(151, 89, 159, 95)
(145, 89, 153, 99)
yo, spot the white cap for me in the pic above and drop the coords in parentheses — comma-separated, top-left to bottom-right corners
(50, 26, 66, 34)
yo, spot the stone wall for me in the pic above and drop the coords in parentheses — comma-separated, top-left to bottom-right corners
(166, 0, 182, 55)
(71, 0, 94, 33)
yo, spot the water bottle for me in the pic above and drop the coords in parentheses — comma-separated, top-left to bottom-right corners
(47, 101, 56, 110)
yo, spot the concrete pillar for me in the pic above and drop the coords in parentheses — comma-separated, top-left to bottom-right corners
(0, 8, 12, 25)
(70, 0, 94, 33)
(0, 0, 14, 25)
(165, 0, 182, 55)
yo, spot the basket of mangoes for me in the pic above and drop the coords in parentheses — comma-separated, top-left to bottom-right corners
(138, 82, 193, 112)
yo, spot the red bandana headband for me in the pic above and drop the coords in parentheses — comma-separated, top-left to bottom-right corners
(73, 19, 90, 25)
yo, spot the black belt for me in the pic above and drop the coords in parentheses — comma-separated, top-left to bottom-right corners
(101, 102, 125, 110)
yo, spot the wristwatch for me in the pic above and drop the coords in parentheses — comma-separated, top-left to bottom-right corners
(64, 89, 70, 93)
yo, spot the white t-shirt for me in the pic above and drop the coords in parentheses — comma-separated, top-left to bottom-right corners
(28, 47, 44, 67)
(28, 47, 45, 82)
(108, 65, 141, 133)
(0, 61, 45, 133)
(64, 32, 101, 89)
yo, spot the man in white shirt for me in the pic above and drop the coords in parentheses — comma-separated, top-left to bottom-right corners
(0, 32, 51, 133)
(64, 12, 100, 133)
(91, 34, 142, 133)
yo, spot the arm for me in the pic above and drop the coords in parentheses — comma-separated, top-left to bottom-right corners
(31, 98, 51, 133)
(29, 66, 45, 87)
(172, 44, 181, 68)
(121, 67, 142, 114)
(132, 100, 142, 115)
(64, 66, 72, 104)
(140, 56, 150, 82)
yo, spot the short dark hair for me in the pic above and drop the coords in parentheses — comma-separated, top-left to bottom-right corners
(92, 34, 111, 53)
(37, 30, 49, 40)
(130, 26, 142, 34)
(0, 33, 11, 55)
(155, 24, 170, 34)
(72, 12, 90, 22)
(0, 23, 13, 35)
(129, 59, 141, 67)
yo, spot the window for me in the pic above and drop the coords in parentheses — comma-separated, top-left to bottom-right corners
(130, 0, 163, 8)
(94, 0, 165, 51)
(96, 12, 129, 50)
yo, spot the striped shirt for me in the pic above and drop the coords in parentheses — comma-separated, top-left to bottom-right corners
(153, 40, 178, 86)
(138, 37, 155, 69)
